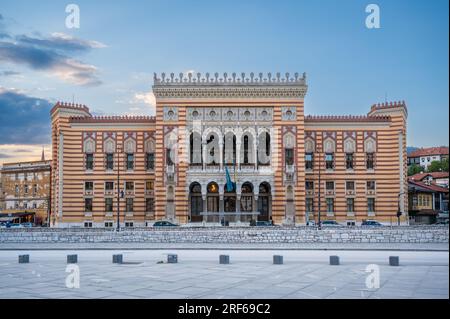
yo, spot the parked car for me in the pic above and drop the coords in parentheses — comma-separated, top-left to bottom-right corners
(435, 220, 449, 225)
(9, 223, 24, 228)
(321, 220, 342, 227)
(152, 221, 178, 227)
(21, 222, 34, 228)
(306, 220, 316, 226)
(361, 220, 383, 226)
(253, 221, 277, 227)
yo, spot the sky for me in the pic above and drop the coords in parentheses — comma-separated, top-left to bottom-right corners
(0, 0, 448, 164)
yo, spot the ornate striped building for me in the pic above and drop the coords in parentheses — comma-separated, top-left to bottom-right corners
(50, 72, 408, 227)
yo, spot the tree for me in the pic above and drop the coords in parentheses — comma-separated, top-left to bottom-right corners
(408, 164, 423, 176)
(428, 158, 449, 173)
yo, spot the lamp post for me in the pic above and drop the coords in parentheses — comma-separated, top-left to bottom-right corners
(116, 146, 122, 232)
(397, 191, 406, 226)
(317, 149, 322, 230)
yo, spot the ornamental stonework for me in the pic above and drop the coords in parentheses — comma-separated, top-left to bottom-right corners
(153, 72, 308, 99)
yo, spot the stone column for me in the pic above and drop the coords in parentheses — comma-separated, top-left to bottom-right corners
(202, 184, 207, 223)
(202, 141, 207, 170)
(254, 136, 258, 171)
(219, 192, 224, 224)
(236, 191, 241, 224)
(219, 141, 224, 171)
(236, 141, 241, 171)
(254, 190, 259, 222)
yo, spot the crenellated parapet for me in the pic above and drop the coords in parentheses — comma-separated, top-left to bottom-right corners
(50, 101, 91, 116)
(368, 100, 408, 118)
(305, 114, 391, 122)
(69, 115, 156, 123)
(152, 72, 308, 99)
(153, 72, 306, 85)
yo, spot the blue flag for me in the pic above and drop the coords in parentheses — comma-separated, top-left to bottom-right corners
(225, 166, 234, 192)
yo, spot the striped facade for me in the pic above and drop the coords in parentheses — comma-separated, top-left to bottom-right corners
(50, 72, 408, 227)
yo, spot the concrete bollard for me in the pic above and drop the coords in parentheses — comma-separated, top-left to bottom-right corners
(112, 254, 123, 264)
(273, 255, 283, 265)
(219, 255, 230, 264)
(67, 254, 78, 264)
(329, 255, 340, 265)
(389, 256, 400, 266)
(167, 254, 178, 264)
(18, 255, 29, 264)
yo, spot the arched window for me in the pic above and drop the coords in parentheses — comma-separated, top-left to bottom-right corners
(243, 135, 249, 164)
(189, 132, 202, 164)
(258, 132, 271, 165)
(223, 133, 236, 165)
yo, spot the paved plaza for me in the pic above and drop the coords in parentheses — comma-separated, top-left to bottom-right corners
(0, 249, 448, 299)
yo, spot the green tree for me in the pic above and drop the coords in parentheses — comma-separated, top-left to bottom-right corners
(408, 164, 423, 176)
(427, 158, 449, 172)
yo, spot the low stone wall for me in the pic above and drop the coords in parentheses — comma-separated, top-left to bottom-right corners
(0, 226, 448, 244)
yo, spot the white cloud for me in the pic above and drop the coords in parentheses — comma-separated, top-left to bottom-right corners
(0, 144, 51, 165)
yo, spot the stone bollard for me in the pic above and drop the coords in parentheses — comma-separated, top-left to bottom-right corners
(329, 255, 340, 265)
(18, 255, 29, 264)
(67, 254, 78, 264)
(167, 254, 178, 264)
(112, 254, 123, 264)
(219, 255, 230, 264)
(389, 256, 400, 266)
(273, 255, 283, 265)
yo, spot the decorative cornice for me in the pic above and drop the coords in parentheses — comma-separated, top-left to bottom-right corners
(305, 115, 391, 122)
(70, 115, 156, 123)
(152, 72, 308, 99)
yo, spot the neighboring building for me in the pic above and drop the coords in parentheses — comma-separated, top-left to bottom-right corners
(51, 72, 408, 228)
(408, 177, 449, 224)
(409, 172, 449, 188)
(0, 159, 51, 225)
(407, 146, 449, 169)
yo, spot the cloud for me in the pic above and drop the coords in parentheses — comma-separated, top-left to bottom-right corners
(16, 32, 106, 53)
(134, 91, 156, 107)
(0, 88, 52, 144)
(0, 70, 20, 76)
(0, 40, 102, 86)
(0, 14, 105, 86)
(0, 144, 51, 165)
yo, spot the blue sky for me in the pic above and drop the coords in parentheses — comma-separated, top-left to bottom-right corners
(0, 0, 448, 163)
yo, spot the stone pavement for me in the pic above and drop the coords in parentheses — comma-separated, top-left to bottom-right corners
(0, 249, 448, 299)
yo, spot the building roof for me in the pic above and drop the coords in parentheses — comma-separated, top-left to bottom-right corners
(408, 146, 449, 158)
(408, 179, 449, 193)
(1, 160, 51, 173)
(409, 172, 449, 182)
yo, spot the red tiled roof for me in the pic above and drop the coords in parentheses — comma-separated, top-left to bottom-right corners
(408, 147, 449, 158)
(408, 179, 449, 193)
(409, 172, 449, 181)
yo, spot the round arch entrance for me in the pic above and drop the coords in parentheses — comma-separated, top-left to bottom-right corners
(258, 182, 272, 222)
(189, 182, 203, 222)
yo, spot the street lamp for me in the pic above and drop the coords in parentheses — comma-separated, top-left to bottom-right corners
(116, 146, 122, 232)
(397, 191, 406, 226)
(317, 148, 322, 230)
